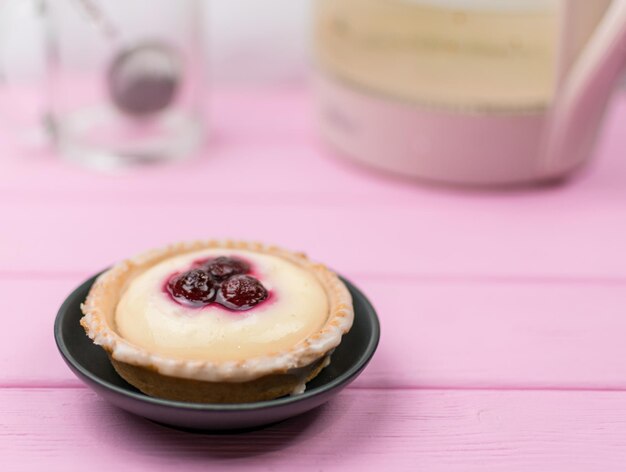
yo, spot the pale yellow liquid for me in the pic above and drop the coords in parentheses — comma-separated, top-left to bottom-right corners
(315, 0, 559, 111)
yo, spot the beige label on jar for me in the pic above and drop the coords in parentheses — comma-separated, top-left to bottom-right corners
(315, 0, 559, 111)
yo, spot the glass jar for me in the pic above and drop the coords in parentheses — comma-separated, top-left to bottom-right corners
(46, 0, 206, 169)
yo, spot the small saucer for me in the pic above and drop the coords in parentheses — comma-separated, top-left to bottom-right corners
(54, 273, 380, 431)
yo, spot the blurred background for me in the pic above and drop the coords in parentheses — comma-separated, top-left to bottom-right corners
(2, 0, 625, 185)
(2, 0, 311, 86)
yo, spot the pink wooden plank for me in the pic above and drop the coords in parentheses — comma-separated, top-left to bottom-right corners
(1, 88, 626, 208)
(4, 276, 626, 389)
(2, 388, 626, 471)
(361, 278, 626, 389)
(2, 192, 626, 278)
(2, 91, 626, 279)
(0, 277, 81, 387)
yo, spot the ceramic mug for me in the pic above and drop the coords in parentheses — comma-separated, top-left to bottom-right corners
(314, 0, 626, 186)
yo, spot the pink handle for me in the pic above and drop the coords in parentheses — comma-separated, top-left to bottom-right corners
(541, 0, 626, 177)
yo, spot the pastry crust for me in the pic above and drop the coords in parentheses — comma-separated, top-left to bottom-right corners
(110, 355, 331, 403)
(80, 240, 353, 401)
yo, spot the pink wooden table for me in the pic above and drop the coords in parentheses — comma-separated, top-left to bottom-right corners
(2, 86, 626, 471)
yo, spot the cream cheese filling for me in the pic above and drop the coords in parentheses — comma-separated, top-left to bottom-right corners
(114, 249, 329, 363)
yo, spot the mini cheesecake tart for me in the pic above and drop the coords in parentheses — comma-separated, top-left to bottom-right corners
(80, 240, 354, 403)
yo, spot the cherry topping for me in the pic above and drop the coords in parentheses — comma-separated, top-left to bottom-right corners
(167, 269, 217, 305)
(165, 256, 269, 311)
(218, 274, 269, 311)
(202, 256, 251, 281)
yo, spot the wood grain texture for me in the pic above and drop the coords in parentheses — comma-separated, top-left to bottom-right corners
(2, 87, 620, 279)
(2, 89, 626, 202)
(4, 276, 626, 390)
(2, 388, 626, 471)
(1, 92, 626, 279)
(2, 193, 626, 279)
(2, 88, 626, 470)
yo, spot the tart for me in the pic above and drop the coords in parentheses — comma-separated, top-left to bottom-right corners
(80, 240, 354, 403)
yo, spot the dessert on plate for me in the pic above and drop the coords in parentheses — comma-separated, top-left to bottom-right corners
(80, 240, 354, 403)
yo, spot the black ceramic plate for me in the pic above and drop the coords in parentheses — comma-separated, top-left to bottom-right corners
(54, 273, 380, 431)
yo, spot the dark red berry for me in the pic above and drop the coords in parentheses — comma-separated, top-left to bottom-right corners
(203, 256, 250, 281)
(167, 269, 216, 305)
(218, 274, 268, 311)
